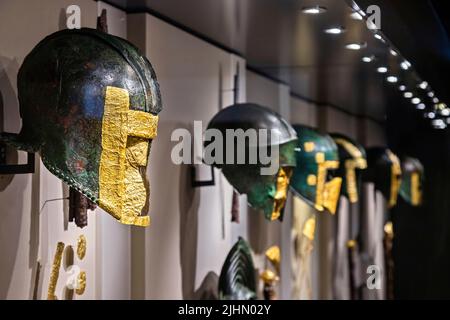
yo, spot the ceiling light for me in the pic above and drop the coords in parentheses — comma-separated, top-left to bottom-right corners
(302, 6, 327, 14)
(390, 49, 398, 57)
(400, 60, 411, 70)
(404, 92, 413, 98)
(428, 91, 435, 98)
(350, 11, 364, 20)
(432, 119, 446, 129)
(362, 56, 374, 63)
(345, 43, 365, 50)
(324, 27, 345, 34)
(387, 76, 398, 83)
(374, 34, 382, 40)
(441, 109, 450, 116)
(427, 112, 436, 119)
(417, 103, 426, 110)
(377, 67, 388, 73)
(398, 85, 406, 91)
(418, 81, 428, 89)
(411, 97, 421, 105)
(433, 97, 439, 104)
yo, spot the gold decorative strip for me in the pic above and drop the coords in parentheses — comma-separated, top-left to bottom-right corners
(411, 172, 422, 206)
(47, 242, 65, 300)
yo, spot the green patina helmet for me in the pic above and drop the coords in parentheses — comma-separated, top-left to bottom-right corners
(364, 147, 402, 208)
(218, 237, 257, 300)
(0, 28, 162, 227)
(330, 133, 367, 204)
(399, 157, 424, 206)
(290, 125, 342, 214)
(206, 103, 297, 221)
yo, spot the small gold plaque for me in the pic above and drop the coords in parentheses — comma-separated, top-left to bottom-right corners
(304, 142, 315, 152)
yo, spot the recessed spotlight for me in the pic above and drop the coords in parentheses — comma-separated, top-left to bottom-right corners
(362, 56, 374, 63)
(433, 97, 439, 104)
(387, 76, 398, 83)
(399, 85, 406, 91)
(324, 27, 346, 34)
(390, 49, 398, 57)
(411, 97, 421, 105)
(441, 109, 450, 116)
(302, 6, 327, 14)
(377, 67, 388, 73)
(417, 103, 426, 110)
(404, 92, 413, 98)
(350, 11, 364, 20)
(345, 43, 365, 50)
(428, 91, 435, 98)
(432, 119, 446, 129)
(400, 60, 411, 70)
(427, 112, 436, 119)
(418, 81, 428, 90)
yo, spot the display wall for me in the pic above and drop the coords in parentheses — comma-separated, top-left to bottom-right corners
(0, 0, 387, 300)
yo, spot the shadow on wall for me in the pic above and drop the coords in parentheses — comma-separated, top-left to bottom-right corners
(0, 57, 22, 299)
(0, 57, 18, 190)
(178, 124, 200, 299)
(59, 8, 66, 31)
(178, 162, 200, 298)
(248, 206, 279, 254)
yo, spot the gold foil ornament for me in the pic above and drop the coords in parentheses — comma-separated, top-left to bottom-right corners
(99, 86, 159, 227)
(271, 167, 293, 220)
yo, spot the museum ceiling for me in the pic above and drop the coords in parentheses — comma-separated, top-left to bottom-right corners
(102, 0, 450, 123)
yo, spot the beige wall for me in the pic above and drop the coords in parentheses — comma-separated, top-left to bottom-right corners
(290, 97, 318, 128)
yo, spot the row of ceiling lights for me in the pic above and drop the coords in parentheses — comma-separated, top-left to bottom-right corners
(301, 5, 448, 129)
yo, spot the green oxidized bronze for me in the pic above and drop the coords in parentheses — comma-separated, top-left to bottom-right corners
(218, 237, 257, 300)
(399, 156, 424, 206)
(206, 103, 297, 221)
(330, 133, 367, 204)
(290, 125, 342, 214)
(0, 28, 162, 227)
(364, 148, 402, 208)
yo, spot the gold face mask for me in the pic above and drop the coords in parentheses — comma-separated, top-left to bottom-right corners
(271, 167, 293, 221)
(334, 138, 367, 203)
(387, 150, 402, 208)
(313, 152, 342, 214)
(98, 86, 159, 227)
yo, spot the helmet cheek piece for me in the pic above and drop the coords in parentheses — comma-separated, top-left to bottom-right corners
(387, 151, 402, 208)
(410, 172, 423, 206)
(270, 166, 293, 221)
